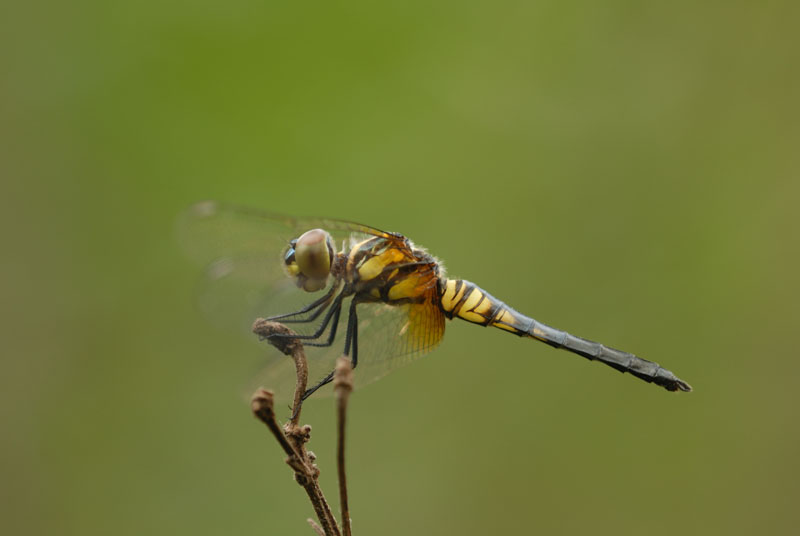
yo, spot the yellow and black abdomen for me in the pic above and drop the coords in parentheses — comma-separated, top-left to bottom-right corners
(439, 279, 531, 333)
(439, 279, 691, 392)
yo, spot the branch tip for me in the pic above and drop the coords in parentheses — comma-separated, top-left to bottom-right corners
(334, 357, 354, 394)
(250, 389, 276, 423)
(252, 318, 302, 356)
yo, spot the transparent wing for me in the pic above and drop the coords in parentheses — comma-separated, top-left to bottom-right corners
(176, 200, 392, 332)
(177, 201, 445, 404)
(248, 286, 447, 404)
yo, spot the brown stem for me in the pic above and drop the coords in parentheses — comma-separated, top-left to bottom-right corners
(251, 390, 339, 535)
(334, 357, 354, 536)
(250, 320, 341, 536)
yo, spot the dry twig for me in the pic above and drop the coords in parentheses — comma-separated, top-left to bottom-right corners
(334, 358, 354, 536)
(251, 319, 354, 535)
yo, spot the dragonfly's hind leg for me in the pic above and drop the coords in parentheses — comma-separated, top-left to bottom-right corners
(300, 299, 360, 402)
(342, 298, 359, 365)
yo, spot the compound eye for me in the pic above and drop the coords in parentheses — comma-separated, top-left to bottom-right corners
(294, 229, 333, 280)
(283, 247, 300, 277)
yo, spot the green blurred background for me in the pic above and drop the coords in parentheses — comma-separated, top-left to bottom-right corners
(3, 1, 799, 534)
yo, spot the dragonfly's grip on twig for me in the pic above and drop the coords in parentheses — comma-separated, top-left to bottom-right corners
(252, 319, 309, 424)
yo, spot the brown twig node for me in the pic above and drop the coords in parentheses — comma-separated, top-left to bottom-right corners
(250, 320, 355, 535)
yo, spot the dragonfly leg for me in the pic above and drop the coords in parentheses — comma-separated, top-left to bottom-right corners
(300, 299, 360, 402)
(266, 281, 340, 324)
(343, 299, 359, 368)
(266, 292, 346, 342)
(303, 302, 344, 348)
(300, 369, 335, 402)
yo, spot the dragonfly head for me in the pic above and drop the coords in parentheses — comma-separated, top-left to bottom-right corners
(284, 228, 335, 292)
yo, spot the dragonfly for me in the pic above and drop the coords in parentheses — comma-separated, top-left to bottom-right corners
(178, 201, 691, 403)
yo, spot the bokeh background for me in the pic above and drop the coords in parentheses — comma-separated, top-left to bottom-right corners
(3, 2, 799, 535)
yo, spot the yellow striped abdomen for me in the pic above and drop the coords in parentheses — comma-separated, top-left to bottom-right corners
(439, 279, 530, 334)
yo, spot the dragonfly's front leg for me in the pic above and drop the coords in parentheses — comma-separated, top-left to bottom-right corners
(267, 281, 341, 324)
(264, 292, 347, 342)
